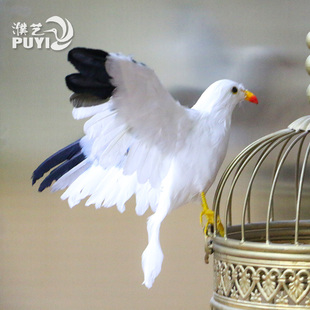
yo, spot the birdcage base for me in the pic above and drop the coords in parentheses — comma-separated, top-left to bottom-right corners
(210, 220, 310, 309)
(210, 295, 310, 310)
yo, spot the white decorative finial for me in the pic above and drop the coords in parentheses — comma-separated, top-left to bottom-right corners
(307, 84, 310, 102)
(306, 32, 310, 102)
(306, 55, 310, 75)
(288, 115, 310, 131)
(306, 32, 310, 49)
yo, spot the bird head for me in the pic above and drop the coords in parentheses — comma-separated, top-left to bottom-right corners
(193, 79, 258, 114)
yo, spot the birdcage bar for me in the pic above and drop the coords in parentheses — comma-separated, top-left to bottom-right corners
(217, 129, 295, 237)
(241, 130, 301, 242)
(212, 130, 285, 213)
(213, 129, 293, 237)
(295, 141, 310, 244)
(273, 131, 307, 218)
(239, 130, 296, 225)
(214, 129, 292, 207)
(295, 133, 307, 198)
(267, 132, 293, 221)
(266, 131, 309, 243)
(236, 139, 279, 225)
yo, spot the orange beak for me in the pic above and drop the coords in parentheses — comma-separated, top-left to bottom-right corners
(244, 90, 258, 104)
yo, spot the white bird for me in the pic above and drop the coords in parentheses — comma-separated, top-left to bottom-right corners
(32, 47, 258, 288)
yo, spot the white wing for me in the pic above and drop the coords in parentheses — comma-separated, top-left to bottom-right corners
(65, 48, 199, 188)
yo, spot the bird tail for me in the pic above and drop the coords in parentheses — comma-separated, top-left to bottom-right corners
(142, 203, 169, 288)
(32, 139, 86, 192)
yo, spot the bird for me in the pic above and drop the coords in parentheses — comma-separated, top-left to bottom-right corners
(32, 47, 258, 288)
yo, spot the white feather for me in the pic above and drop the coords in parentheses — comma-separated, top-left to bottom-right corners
(72, 102, 112, 120)
(51, 159, 91, 192)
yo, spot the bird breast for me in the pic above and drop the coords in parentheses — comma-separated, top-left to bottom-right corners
(168, 118, 230, 207)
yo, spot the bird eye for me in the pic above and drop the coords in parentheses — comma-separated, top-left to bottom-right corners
(231, 86, 238, 94)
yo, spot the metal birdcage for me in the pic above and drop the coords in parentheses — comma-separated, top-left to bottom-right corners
(207, 34, 310, 310)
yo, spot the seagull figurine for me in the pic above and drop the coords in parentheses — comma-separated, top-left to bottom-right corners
(32, 47, 258, 288)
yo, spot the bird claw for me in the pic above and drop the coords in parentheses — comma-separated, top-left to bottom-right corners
(200, 207, 214, 235)
(200, 192, 224, 237)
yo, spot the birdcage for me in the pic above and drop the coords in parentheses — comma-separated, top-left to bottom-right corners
(206, 34, 310, 310)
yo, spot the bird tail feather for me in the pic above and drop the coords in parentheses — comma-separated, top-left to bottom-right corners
(59, 165, 137, 212)
(51, 159, 91, 192)
(142, 206, 168, 288)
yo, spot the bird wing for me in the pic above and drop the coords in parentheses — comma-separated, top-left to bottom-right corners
(65, 48, 199, 187)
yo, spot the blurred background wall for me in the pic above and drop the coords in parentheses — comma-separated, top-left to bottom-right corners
(1, 1, 310, 309)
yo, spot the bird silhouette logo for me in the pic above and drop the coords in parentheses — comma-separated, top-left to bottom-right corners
(44, 16, 74, 51)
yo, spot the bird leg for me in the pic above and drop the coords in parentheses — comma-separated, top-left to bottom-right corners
(200, 192, 224, 236)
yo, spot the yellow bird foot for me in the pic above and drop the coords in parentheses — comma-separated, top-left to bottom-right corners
(200, 192, 224, 236)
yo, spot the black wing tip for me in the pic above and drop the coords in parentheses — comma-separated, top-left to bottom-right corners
(66, 47, 115, 101)
(32, 171, 48, 190)
(37, 177, 55, 192)
(32, 165, 48, 187)
(38, 183, 47, 192)
(65, 74, 115, 100)
(34, 174, 50, 192)
(68, 47, 110, 62)
(32, 139, 83, 192)
(32, 172, 40, 186)
(35, 152, 86, 192)
(32, 173, 47, 191)
(67, 47, 110, 73)
(37, 175, 54, 192)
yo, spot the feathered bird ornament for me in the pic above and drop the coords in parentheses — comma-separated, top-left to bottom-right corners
(32, 47, 258, 288)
